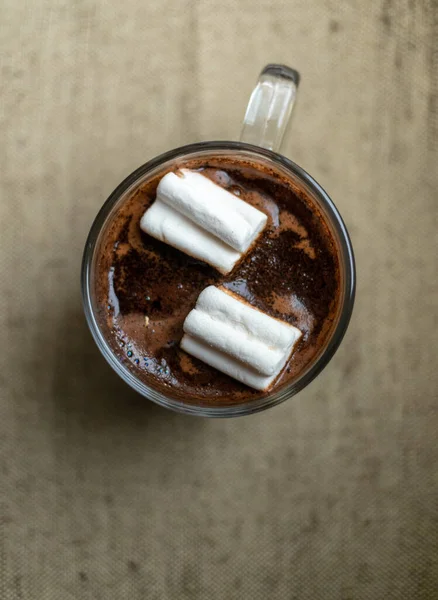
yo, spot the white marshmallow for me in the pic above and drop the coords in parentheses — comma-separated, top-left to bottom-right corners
(181, 334, 277, 391)
(140, 169, 267, 274)
(157, 169, 267, 252)
(140, 200, 241, 274)
(181, 286, 302, 390)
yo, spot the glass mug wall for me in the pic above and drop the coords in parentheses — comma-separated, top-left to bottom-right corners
(82, 65, 355, 417)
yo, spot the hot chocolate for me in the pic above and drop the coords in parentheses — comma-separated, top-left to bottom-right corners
(93, 153, 341, 406)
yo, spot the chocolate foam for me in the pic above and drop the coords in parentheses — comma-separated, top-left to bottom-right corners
(94, 154, 341, 406)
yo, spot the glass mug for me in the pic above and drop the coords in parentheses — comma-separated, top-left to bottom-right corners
(82, 64, 355, 417)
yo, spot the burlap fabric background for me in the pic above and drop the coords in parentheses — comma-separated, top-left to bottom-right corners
(1, 1, 437, 598)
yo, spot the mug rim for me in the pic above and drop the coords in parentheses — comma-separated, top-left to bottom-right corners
(81, 141, 356, 417)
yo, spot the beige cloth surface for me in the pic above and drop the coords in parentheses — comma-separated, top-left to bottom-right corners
(1, 1, 437, 598)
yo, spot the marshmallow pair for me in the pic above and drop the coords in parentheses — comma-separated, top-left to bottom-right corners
(181, 286, 302, 390)
(140, 169, 267, 274)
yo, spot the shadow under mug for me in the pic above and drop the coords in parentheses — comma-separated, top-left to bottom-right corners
(82, 65, 356, 417)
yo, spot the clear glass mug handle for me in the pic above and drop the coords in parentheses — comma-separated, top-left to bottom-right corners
(240, 64, 300, 153)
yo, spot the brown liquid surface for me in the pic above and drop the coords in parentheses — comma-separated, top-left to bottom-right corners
(94, 154, 341, 406)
